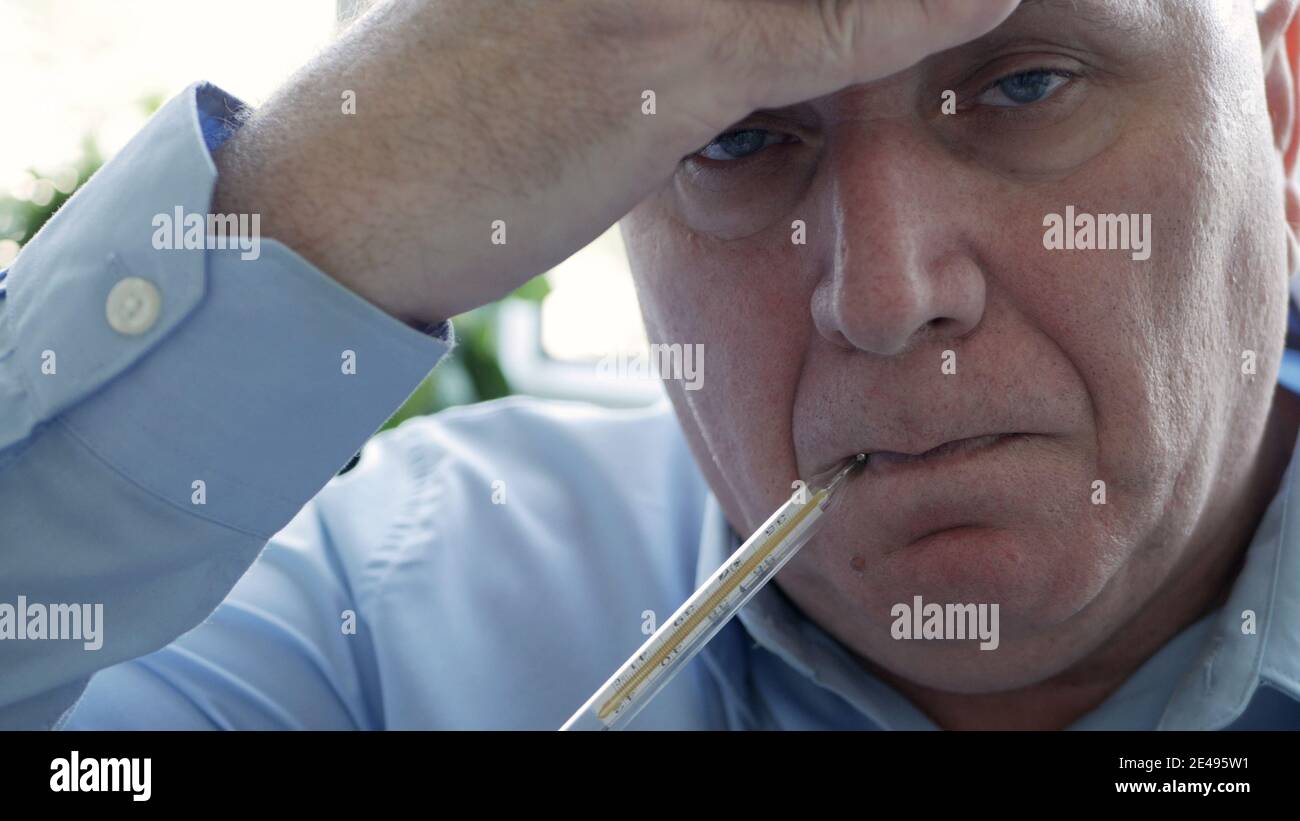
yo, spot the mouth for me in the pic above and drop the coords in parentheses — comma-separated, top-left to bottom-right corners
(850, 433, 1031, 474)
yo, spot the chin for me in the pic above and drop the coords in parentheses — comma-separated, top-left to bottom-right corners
(785, 521, 1125, 686)
(810, 522, 1103, 635)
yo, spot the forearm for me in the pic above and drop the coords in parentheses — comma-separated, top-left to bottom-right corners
(212, 0, 731, 326)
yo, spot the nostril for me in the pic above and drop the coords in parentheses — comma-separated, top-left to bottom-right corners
(926, 316, 974, 340)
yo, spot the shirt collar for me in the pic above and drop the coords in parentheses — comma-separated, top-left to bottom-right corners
(694, 424, 1300, 729)
(1156, 423, 1300, 728)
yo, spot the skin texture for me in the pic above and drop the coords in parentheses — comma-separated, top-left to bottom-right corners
(212, 0, 1300, 728)
(621, 0, 1300, 728)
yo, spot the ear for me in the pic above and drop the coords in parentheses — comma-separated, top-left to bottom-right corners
(1259, 0, 1300, 273)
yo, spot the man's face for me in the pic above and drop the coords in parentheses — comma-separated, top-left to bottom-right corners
(620, 0, 1295, 691)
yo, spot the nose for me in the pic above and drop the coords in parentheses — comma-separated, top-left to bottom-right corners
(810, 126, 987, 356)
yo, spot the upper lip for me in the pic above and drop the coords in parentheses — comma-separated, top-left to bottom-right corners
(818, 432, 1028, 476)
(873, 432, 1015, 458)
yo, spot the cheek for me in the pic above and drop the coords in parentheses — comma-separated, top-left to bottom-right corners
(990, 80, 1288, 580)
(621, 202, 817, 528)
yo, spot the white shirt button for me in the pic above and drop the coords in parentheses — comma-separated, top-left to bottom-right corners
(106, 277, 162, 336)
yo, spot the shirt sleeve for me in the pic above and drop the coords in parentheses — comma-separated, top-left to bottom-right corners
(60, 495, 381, 730)
(0, 82, 454, 729)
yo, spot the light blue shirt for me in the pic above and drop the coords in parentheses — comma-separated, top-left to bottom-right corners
(2, 83, 1299, 730)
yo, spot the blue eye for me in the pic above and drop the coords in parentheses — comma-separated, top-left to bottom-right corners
(975, 69, 1071, 108)
(697, 129, 789, 162)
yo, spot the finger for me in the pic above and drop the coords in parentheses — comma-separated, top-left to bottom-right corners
(837, 0, 1022, 76)
(745, 0, 1021, 108)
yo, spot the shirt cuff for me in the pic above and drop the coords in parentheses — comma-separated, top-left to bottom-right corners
(0, 81, 456, 536)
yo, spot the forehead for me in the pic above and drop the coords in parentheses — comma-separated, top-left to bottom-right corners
(1014, 0, 1157, 31)
(1013, 0, 1254, 39)
(868, 0, 1214, 117)
(799, 0, 1228, 122)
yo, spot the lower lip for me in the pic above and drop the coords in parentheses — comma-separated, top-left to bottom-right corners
(861, 433, 1029, 474)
